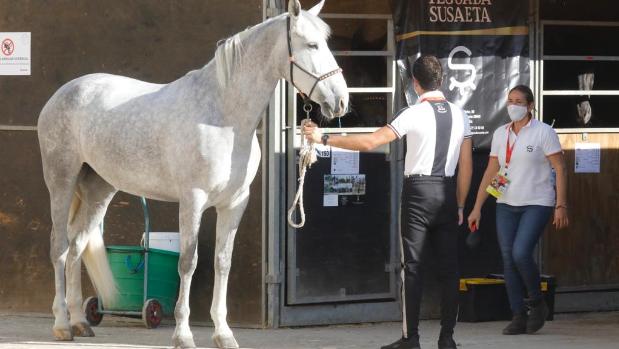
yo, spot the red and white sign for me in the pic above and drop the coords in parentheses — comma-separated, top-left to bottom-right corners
(1, 38, 14, 56)
(0, 32, 30, 75)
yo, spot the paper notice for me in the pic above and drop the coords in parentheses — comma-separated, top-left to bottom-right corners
(323, 194, 338, 207)
(331, 147, 359, 174)
(0, 32, 31, 75)
(575, 142, 601, 173)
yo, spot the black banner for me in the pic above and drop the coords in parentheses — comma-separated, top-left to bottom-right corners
(391, 0, 529, 150)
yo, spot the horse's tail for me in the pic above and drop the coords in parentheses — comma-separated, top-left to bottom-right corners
(71, 191, 118, 308)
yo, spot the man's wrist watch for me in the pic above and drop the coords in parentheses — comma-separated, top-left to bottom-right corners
(321, 134, 329, 146)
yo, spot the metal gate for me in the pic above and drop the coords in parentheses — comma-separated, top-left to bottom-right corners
(276, 11, 403, 326)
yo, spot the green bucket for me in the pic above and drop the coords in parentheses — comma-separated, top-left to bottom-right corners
(106, 245, 180, 315)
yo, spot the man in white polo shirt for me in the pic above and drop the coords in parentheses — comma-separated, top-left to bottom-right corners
(303, 55, 473, 349)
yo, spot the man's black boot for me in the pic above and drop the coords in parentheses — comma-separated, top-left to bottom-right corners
(437, 334, 457, 349)
(502, 310, 527, 335)
(380, 335, 421, 349)
(526, 298, 549, 334)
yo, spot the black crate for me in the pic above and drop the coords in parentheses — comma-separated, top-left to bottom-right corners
(458, 278, 511, 322)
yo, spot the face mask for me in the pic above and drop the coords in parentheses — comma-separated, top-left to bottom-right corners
(507, 104, 528, 122)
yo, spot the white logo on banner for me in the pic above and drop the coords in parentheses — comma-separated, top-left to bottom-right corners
(448, 45, 476, 94)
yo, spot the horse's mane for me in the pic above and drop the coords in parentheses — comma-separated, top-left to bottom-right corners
(215, 32, 245, 89)
(214, 11, 331, 89)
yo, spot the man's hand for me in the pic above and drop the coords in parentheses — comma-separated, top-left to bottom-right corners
(302, 121, 322, 144)
(458, 208, 464, 225)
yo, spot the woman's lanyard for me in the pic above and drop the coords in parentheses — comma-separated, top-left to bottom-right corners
(505, 124, 517, 173)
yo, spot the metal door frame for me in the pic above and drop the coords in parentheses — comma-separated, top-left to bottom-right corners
(263, 1, 402, 327)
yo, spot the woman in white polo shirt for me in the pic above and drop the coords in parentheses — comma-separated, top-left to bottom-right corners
(467, 85, 568, 336)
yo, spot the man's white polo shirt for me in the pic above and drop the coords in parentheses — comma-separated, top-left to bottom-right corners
(490, 118, 562, 207)
(388, 90, 471, 177)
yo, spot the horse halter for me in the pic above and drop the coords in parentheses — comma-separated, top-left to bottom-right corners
(286, 15, 343, 104)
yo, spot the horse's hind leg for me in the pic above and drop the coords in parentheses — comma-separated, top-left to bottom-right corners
(65, 168, 117, 337)
(211, 191, 250, 349)
(43, 161, 82, 341)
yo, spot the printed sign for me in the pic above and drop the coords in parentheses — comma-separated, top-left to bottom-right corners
(0, 32, 31, 75)
(324, 174, 366, 196)
(575, 142, 601, 173)
(331, 148, 359, 174)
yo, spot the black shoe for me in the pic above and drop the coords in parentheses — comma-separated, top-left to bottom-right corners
(380, 336, 421, 349)
(526, 298, 549, 334)
(437, 335, 457, 349)
(502, 311, 527, 335)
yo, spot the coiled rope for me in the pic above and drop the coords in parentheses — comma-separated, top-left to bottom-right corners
(287, 103, 317, 228)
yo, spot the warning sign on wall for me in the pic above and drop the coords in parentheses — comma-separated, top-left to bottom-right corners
(0, 32, 31, 75)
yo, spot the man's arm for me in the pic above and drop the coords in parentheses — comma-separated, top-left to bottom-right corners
(303, 123, 398, 151)
(457, 138, 473, 224)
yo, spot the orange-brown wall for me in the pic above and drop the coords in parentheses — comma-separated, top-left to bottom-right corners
(0, 0, 264, 326)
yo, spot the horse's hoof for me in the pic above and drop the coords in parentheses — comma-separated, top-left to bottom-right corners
(213, 334, 239, 349)
(72, 322, 95, 337)
(53, 327, 74, 341)
(173, 336, 196, 349)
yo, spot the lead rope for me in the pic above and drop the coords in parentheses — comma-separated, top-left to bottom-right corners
(287, 103, 317, 228)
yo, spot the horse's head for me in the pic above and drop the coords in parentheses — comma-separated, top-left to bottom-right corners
(285, 0, 348, 119)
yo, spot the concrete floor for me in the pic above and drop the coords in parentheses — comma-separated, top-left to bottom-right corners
(1, 311, 618, 349)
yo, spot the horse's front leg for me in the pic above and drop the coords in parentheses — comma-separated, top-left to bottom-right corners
(211, 192, 250, 349)
(173, 190, 208, 349)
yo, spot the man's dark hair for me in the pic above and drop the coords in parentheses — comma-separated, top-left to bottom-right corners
(412, 55, 443, 91)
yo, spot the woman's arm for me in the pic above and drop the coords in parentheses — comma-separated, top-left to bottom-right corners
(547, 152, 569, 229)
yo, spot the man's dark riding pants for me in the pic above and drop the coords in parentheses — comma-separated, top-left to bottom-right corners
(400, 175, 459, 339)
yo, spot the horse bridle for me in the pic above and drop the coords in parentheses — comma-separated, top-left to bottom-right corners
(286, 15, 343, 104)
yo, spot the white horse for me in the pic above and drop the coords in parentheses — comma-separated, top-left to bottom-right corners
(37, 0, 348, 347)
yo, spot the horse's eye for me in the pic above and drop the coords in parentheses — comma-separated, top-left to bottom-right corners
(307, 43, 319, 50)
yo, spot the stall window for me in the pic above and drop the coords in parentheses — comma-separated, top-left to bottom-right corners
(295, 14, 394, 130)
(541, 22, 619, 130)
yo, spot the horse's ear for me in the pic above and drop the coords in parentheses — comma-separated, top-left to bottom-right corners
(307, 0, 325, 16)
(288, 0, 301, 18)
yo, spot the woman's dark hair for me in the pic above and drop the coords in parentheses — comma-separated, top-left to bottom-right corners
(412, 55, 443, 91)
(509, 85, 534, 105)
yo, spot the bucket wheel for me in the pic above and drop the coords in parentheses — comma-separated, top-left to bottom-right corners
(142, 298, 163, 329)
(83, 296, 103, 326)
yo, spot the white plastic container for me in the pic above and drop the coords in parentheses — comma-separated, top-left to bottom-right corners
(142, 232, 180, 253)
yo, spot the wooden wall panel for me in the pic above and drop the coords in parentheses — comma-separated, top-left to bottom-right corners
(543, 133, 619, 289)
(0, 0, 264, 326)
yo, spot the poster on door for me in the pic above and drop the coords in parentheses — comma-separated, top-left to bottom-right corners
(391, 0, 529, 150)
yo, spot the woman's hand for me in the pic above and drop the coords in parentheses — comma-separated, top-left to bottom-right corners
(467, 209, 481, 231)
(553, 206, 569, 230)
(302, 121, 322, 143)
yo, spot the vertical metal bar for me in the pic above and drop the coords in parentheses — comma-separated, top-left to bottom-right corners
(141, 197, 150, 303)
(386, 17, 399, 298)
(285, 80, 298, 305)
(98, 221, 105, 313)
(264, 0, 286, 328)
(533, 0, 545, 273)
